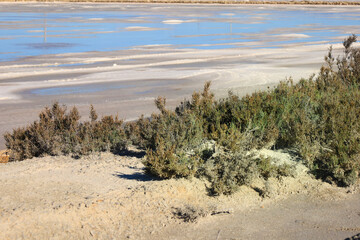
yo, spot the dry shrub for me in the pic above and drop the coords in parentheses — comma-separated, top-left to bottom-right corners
(173, 204, 209, 222)
(4, 103, 127, 161)
(0, 149, 11, 163)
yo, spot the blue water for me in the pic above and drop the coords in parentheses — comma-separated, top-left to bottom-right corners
(31, 83, 133, 95)
(1, 5, 360, 61)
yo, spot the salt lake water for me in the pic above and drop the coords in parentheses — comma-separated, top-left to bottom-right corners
(1, 3, 360, 62)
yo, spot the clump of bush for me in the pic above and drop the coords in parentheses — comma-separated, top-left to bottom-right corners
(4, 35, 360, 194)
(134, 35, 360, 189)
(128, 83, 294, 194)
(201, 150, 294, 195)
(4, 103, 127, 161)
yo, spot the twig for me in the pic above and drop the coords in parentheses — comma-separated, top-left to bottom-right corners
(216, 230, 221, 240)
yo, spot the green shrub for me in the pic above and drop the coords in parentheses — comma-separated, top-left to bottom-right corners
(142, 96, 205, 178)
(198, 140, 294, 195)
(140, 35, 360, 190)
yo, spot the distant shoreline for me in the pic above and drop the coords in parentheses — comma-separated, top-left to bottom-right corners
(0, 1, 359, 6)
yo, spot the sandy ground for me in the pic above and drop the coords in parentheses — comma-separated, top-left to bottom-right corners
(156, 193, 360, 240)
(0, 148, 359, 239)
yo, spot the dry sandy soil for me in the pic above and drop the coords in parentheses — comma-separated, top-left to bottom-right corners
(0, 148, 359, 239)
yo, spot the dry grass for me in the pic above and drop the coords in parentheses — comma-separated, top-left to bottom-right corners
(4, 103, 128, 161)
(0, 0, 359, 5)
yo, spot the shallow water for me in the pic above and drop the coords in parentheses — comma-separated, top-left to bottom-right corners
(1, 4, 360, 62)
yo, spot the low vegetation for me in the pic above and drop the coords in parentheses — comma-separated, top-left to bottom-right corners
(4, 35, 360, 194)
(4, 104, 127, 160)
